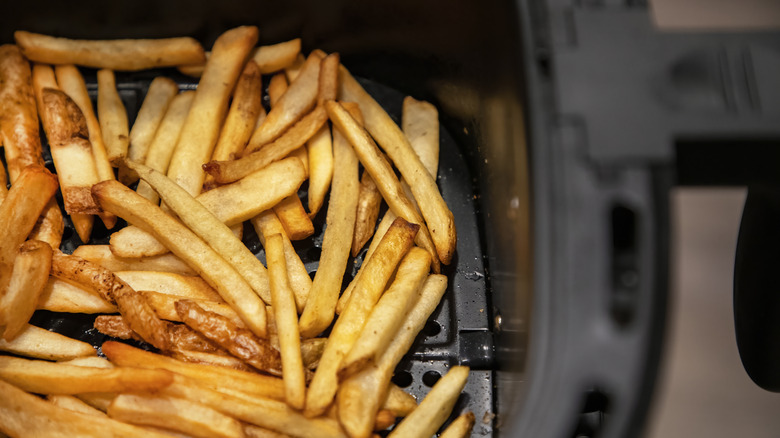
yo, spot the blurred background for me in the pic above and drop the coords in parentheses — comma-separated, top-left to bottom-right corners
(646, 1, 780, 437)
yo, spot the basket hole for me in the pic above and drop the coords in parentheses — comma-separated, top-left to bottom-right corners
(307, 246, 322, 260)
(423, 320, 441, 337)
(570, 388, 610, 438)
(391, 370, 413, 388)
(422, 370, 441, 387)
(610, 203, 639, 329)
(61, 226, 74, 241)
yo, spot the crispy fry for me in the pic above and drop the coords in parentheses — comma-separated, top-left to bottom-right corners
(266, 233, 306, 409)
(297, 106, 360, 338)
(0, 239, 52, 340)
(166, 26, 258, 197)
(439, 411, 476, 438)
(122, 76, 179, 184)
(383, 384, 417, 417)
(325, 100, 440, 272)
(136, 90, 195, 203)
(252, 39, 302, 74)
(141, 291, 243, 326)
(61, 356, 114, 369)
(387, 366, 470, 438)
(0, 323, 96, 360)
(206, 105, 328, 184)
(97, 69, 129, 165)
(273, 195, 314, 240)
(339, 68, 456, 265)
(15, 31, 206, 71)
(300, 337, 327, 370)
(169, 349, 253, 373)
(115, 271, 222, 301)
(352, 171, 383, 256)
(38, 276, 117, 314)
(47, 394, 107, 417)
(304, 218, 419, 416)
(318, 52, 339, 104)
(72, 245, 196, 276)
(29, 200, 65, 249)
(75, 392, 115, 412)
(307, 124, 333, 217)
(108, 393, 245, 438)
(93, 315, 220, 354)
(0, 355, 174, 395)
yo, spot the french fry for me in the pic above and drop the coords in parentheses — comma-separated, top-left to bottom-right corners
(97, 69, 129, 165)
(94, 315, 220, 354)
(15, 31, 206, 71)
(0, 355, 174, 395)
(251, 210, 311, 312)
(75, 392, 115, 413)
(352, 171, 383, 256)
(439, 411, 476, 438)
(136, 90, 195, 203)
(141, 291, 243, 326)
(284, 54, 305, 82)
(373, 409, 397, 431)
(387, 366, 470, 438)
(383, 384, 418, 417)
(29, 201, 65, 249)
(61, 356, 114, 369)
(0, 165, 58, 300)
(102, 341, 286, 401)
(339, 68, 456, 265)
(0, 324, 96, 360)
(109, 225, 170, 257)
(205, 105, 328, 184)
(203, 60, 263, 192)
(325, 100, 440, 272)
(245, 51, 323, 153)
(92, 181, 269, 338)
(244, 424, 292, 438)
(122, 76, 179, 184)
(0, 379, 171, 438)
(297, 104, 360, 338)
(55, 64, 118, 229)
(272, 195, 315, 240)
(71, 245, 196, 276)
(318, 52, 339, 104)
(38, 276, 117, 314)
(115, 271, 222, 301)
(166, 25, 258, 197)
(252, 38, 302, 74)
(304, 218, 419, 417)
(266, 233, 306, 409)
(169, 349, 253, 373)
(337, 275, 448, 438)
(306, 124, 333, 217)
(47, 394, 107, 417)
(0, 239, 52, 340)
(108, 393, 245, 438)
(0, 164, 6, 204)
(267, 72, 288, 105)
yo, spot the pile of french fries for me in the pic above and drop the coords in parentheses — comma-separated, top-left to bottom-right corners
(0, 26, 475, 438)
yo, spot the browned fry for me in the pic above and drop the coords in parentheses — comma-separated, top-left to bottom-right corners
(203, 60, 263, 192)
(29, 201, 65, 249)
(141, 291, 243, 326)
(439, 411, 476, 438)
(318, 52, 340, 104)
(51, 251, 170, 351)
(0, 165, 58, 301)
(300, 337, 327, 370)
(374, 409, 396, 431)
(205, 105, 328, 184)
(175, 299, 282, 376)
(97, 69, 129, 165)
(166, 26, 258, 197)
(71, 245, 196, 276)
(272, 195, 314, 240)
(0, 239, 52, 340)
(15, 31, 206, 71)
(352, 171, 383, 256)
(38, 276, 118, 314)
(267, 72, 288, 106)
(0, 163, 6, 204)
(93, 315, 220, 354)
(0, 324, 96, 361)
(169, 349, 254, 373)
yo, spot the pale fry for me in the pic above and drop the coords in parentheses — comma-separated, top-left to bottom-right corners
(38, 277, 117, 314)
(325, 100, 440, 272)
(252, 38, 302, 74)
(128, 160, 273, 304)
(272, 195, 314, 240)
(108, 394, 245, 438)
(75, 392, 115, 412)
(304, 218, 419, 416)
(383, 384, 418, 417)
(297, 106, 359, 338)
(97, 69, 129, 165)
(92, 181, 268, 338)
(169, 349, 253, 373)
(136, 90, 195, 203)
(352, 171, 383, 256)
(142, 291, 243, 326)
(205, 105, 328, 184)
(245, 51, 323, 153)
(284, 54, 305, 82)
(115, 271, 222, 301)
(0, 324, 96, 360)
(439, 411, 476, 438)
(0, 239, 52, 340)
(0, 355, 174, 395)
(318, 52, 340, 104)
(71, 245, 196, 276)
(166, 25, 258, 197)
(339, 68, 456, 265)
(266, 233, 306, 409)
(244, 424, 292, 438)
(109, 225, 169, 257)
(123, 76, 179, 184)
(251, 211, 311, 312)
(387, 366, 470, 438)
(267, 72, 288, 105)
(306, 124, 333, 217)
(47, 394, 107, 417)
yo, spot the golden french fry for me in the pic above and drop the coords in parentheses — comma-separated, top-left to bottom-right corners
(109, 225, 169, 257)
(122, 76, 179, 184)
(0, 165, 58, 299)
(47, 394, 107, 417)
(97, 69, 129, 165)
(337, 275, 448, 438)
(267, 72, 288, 106)
(108, 394, 245, 438)
(0, 355, 174, 395)
(206, 105, 328, 184)
(0, 324, 96, 361)
(72, 245, 196, 276)
(383, 384, 417, 417)
(387, 366, 470, 438)
(0, 379, 170, 438)
(318, 52, 340, 104)
(0, 164, 6, 204)
(136, 90, 195, 203)
(102, 341, 285, 401)
(128, 160, 273, 304)
(245, 51, 323, 153)
(38, 276, 117, 314)
(29, 200, 64, 249)
(304, 218, 419, 417)
(339, 68, 456, 265)
(297, 106, 359, 338)
(266, 233, 306, 409)
(203, 60, 263, 192)
(273, 195, 314, 240)
(92, 181, 268, 338)
(166, 26, 258, 197)
(306, 124, 333, 217)
(15, 31, 206, 71)
(439, 411, 476, 438)
(168, 349, 253, 373)
(251, 210, 311, 312)
(0, 239, 52, 340)
(374, 409, 397, 431)
(252, 38, 302, 74)
(284, 53, 305, 82)
(352, 171, 383, 256)
(325, 100, 440, 272)
(243, 424, 291, 438)
(115, 271, 222, 301)
(75, 392, 115, 413)
(141, 291, 243, 326)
